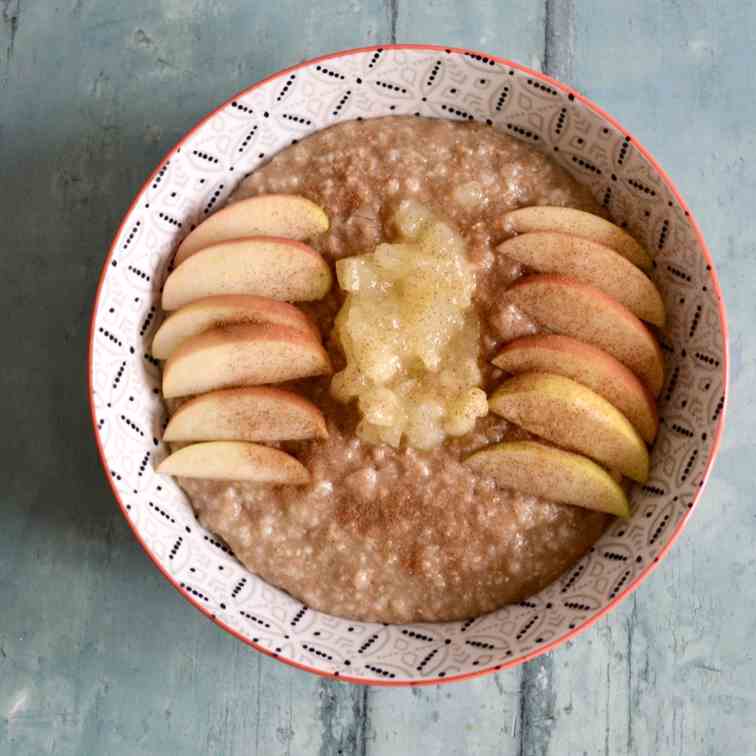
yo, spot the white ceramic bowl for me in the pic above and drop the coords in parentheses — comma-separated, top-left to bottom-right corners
(89, 45, 728, 686)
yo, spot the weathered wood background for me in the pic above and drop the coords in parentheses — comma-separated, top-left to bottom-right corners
(0, 2, 751, 754)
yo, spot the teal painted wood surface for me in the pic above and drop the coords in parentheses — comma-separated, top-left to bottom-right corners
(0, 2, 749, 754)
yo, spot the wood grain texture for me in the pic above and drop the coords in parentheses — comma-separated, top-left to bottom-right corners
(0, 1, 747, 755)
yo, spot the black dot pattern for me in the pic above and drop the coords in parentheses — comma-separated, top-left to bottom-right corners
(192, 149, 220, 165)
(110, 469, 123, 482)
(203, 534, 232, 554)
(282, 113, 312, 126)
(149, 500, 175, 523)
(694, 351, 720, 368)
(526, 78, 557, 95)
(571, 155, 601, 173)
(138, 450, 150, 476)
(98, 327, 123, 347)
(460, 618, 475, 632)
(332, 90, 351, 117)
(128, 264, 151, 282)
(203, 184, 224, 215)
(276, 73, 296, 100)
(516, 615, 539, 641)
(139, 306, 156, 336)
(375, 79, 407, 94)
(112, 361, 126, 388)
(561, 563, 585, 592)
(627, 178, 656, 196)
(681, 449, 699, 482)
(240, 610, 271, 629)
(506, 123, 539, 141)
(666, 264, 692, 283)
(618, 136, 631, 165)
(517, 600, 538, 609)
(122, 220, 141, 250)
(144, 352, 159, 367)
(555, 106, 567, 134)
(688, 304, 702, 338)
(465, 639, 494, 650)
(230, 100, 253, 114)
(608, 570, 631, 599)
(641, 484, 665, 496)
(290, 606, 307, 627)
(401, 629, 434, 642)
(158, 212, 182, 228)
(315, 64, 345, 80)
(564, 600, 591, 611)
(495, 86, 510, 112)
(368, 50, 382, 69)
(672, 423, 694, 438)
(712, 395, 725, 422)
(152, 162, 169, 190)
(658, 219, 670, 250)
(302, 643, 333, 661)
(238, 125, 258, 153)
(426, 60, 442, 87)
(440, 103, 474, 120)
(121, 415, 144, 437)
(96, 417, 105, 430)
(169, 537, 182, 560)
(180, 583, 209, 602)
(416, 648, 438, 672)
(358, 633, 379, 653)
(464, 52, 496, 66)
(603, 550, 628, 562)
(602, 186, 612, 208)
(229, 578, 247, 599)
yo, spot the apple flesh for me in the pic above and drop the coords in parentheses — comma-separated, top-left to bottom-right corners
(152, 294, 317, 360)
(175, 194, 329, 265)
(465, 441, 630, 517)
(164, 386, 328, 442)
(488, 371, 650, 483)
(493, 335, 658, 442)
(162, 322, 332, 398)
(497, 231, 665, 325)
(505, 274, 664, 396)
(502, 206, 653, 271)
(162, 237, 333, 311)
(157, 441, 310, 484)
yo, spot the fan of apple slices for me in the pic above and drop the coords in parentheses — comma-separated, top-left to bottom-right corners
(464, 207, 666, 519)
(153, 194, 332, 485)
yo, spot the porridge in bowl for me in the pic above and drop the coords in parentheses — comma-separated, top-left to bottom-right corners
(155, 116, 664, 623)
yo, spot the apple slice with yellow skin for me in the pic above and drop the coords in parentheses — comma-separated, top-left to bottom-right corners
(505, 275, 664, 396)
(175, 194, 329, 265)
(497, 232, 665, 325)
(488, 372, 649, 483)
(162, 237, 332, 311)
(164, 387, 328, 442)
(465, 441, 630, 517)
(152, 295, 317, 360)
(502, 206, 653, 271)
(492, 335, 658, 442)
(157, 441, 310, 484)
(162, 323, 332, 398)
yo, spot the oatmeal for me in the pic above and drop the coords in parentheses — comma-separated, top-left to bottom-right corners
(176, 116, 610, 623)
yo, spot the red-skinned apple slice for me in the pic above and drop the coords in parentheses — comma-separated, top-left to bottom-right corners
(492, 335, 658, 442)
(162, 237, 332, 310)
(488, 372, 650, 483)
(465, 441, 630, 517)
(497, 231, 665, 325)
(152, 295, 317, 360)
(162, 323, 332, 398)
(505, 274, 664, 396)
(502, 206, 653, 271)
(157, 441, 310, 484)
(175, 194, 329, 265)
(163, 387, 328, 442)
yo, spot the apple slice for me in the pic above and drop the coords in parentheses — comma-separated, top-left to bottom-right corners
(502, 206, 653, 271)
(492, 335, 658, 442)
(488, 372, 649, 482)
(152, 295, 317, 360)
(497, 232, 665, 325)
(505, 275, 664, 396)
(175, 194, 329, 265)
(157, 441, 310, 484)
(162, 237, 332, 311)
(162, 323, 332, 398)
(465, 441, 630, 517)
(164, 387, 327, 442)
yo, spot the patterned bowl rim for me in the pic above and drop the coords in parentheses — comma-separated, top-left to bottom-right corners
(87, 44, 730, 687)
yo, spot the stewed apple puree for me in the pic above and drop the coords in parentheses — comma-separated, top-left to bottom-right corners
(177, 117, 611, 622)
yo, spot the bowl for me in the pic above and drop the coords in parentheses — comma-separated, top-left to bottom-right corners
(88, 45, 728, 686)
